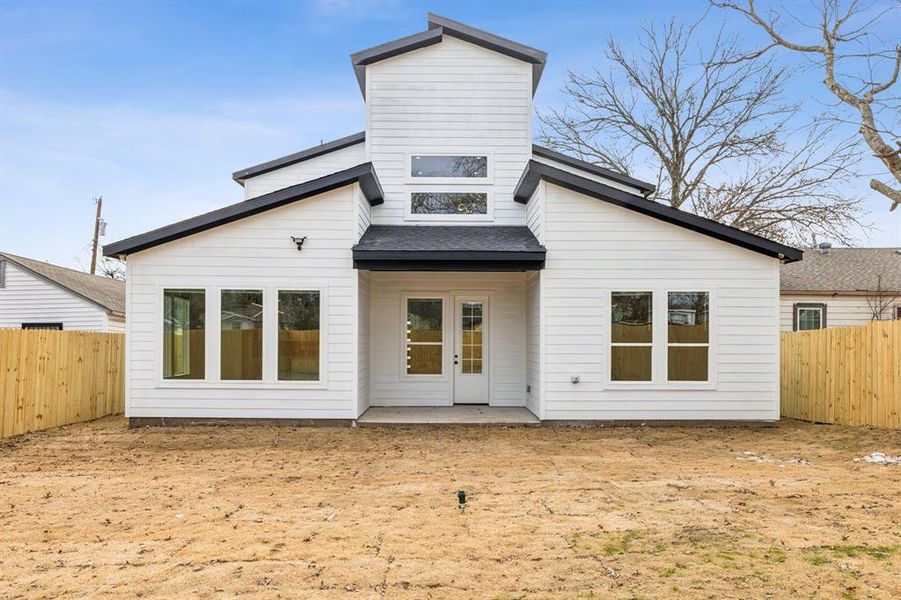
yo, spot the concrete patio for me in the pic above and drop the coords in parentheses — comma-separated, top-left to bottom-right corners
(355, 406, 540, 426)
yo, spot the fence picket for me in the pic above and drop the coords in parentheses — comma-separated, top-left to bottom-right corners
(0, 330, 125, 438)
(781, 321, 900, 428)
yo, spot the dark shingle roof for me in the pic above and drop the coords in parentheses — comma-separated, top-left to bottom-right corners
(352, 225, 546, 271)
(354, 225, 544, 253)
(781, 247, 901, 293)
(0, 252, 125, 316)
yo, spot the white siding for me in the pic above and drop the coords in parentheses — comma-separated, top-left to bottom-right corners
(107, 315, 126, 332)
(366, 36, 532, 225)
(779, 294, 890, 331)
(243, 143, 366, 199)
(368, 272, 526, 407)
(525, 180, 544, 244)
(356, 270, 371, 417)
(354, 185, 372, 243)
(525, 271, 542, 417)
(0, 262, 111, 331)
(540, 183, 781, 421)
(124, 185, 359, 420)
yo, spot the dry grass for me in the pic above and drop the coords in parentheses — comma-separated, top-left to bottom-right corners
(1, 418, 899, 599)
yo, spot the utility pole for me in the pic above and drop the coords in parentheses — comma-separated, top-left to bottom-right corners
(90, 196, 103, 275)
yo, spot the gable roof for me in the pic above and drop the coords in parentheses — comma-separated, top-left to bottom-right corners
(531, 144, 657, 195)
(105, 163, 384, 258)
(0, 252, 125, 316)
(513, 160, 803, 263)
(781, 247, 901, 293)
(232, 131, 365, 185)
(350, 13, 547, 97)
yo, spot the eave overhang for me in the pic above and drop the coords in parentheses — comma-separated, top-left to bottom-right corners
(352, 225, 546, 272)
(232, 132, 366, 185)
(105, 163, 384, 258)
(514, 160, 803, 263)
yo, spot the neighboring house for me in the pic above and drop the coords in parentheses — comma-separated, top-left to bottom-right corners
(0, 252, 125, 331)
(781, 245, 901, 331)
(104, 13, 802, 423)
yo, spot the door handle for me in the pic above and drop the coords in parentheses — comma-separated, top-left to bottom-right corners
(454, 353, 459, 365)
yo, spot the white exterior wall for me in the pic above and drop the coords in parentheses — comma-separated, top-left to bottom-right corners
(243, 143, 366, 199)
(356, 271, 371, 417)
(525, 271, 542, 417)
(539, 183, 782, 421)
(0, 261, 113, 331)
(779, 294, 894, 331)
(123, 186, 359, 419)
(366, 36, 532, 226)
(368, 271, 526, 407)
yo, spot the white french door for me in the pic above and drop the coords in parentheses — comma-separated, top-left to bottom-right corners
(453, 296, 489, 404)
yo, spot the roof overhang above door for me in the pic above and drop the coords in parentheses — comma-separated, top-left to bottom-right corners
(352, 225, 546, 271)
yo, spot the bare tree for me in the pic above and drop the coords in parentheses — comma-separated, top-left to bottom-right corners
(539, 19, 866, 244)
(862, 275, 898, 319)
(97, 257, 126, 281)
(713, 0, 901, 210)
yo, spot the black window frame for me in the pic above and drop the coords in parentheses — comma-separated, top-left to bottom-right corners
(22, 322, 63, 330)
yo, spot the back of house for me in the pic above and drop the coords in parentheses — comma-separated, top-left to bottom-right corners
(105, 13, 802, 424)
(0, 252, 125, 332)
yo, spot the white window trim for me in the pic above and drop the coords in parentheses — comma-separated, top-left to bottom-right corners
(404, 189, 494, 222)
(405, 151, 494, 185)
(155, 285, 328, 390)
(273, 288, 326, 385)
(400, 293, 450, 381)
(795, 305, 825, 331)
(218, 287, 265, 382)
(608, 290, 654, 384)
(665, 291, 712, 384)
(604, 287, 718, 390)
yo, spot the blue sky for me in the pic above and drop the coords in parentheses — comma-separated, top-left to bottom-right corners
(1, 0, 898, 268)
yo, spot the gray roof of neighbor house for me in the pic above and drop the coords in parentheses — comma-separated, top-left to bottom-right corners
(350, 13, 548, 97)
(781, 247, 901, 293)
(0, 252, 126, 316)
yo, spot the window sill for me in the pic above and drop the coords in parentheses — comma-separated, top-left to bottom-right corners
(603, 381, 717, 391)
(156, 380, 327, 391)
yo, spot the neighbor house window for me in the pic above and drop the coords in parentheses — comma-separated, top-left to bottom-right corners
(895, 305, 901, 320)
(610, 292, 652, 381)
(406, 298, 443, 375)
(411, 155, 487, 178)
(667, 292, 709, 382)
(0, 258, 6, 287)
(411, 192, 488, 215)
(278, 290, 320, 381)
(794, 303, 826, 331)
(220, 289, 263, 380)
(163, 289, 205, 379)
(22, 322, 63, 330)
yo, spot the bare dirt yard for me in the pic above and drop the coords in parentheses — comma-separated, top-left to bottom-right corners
(1, 418, 899, 599)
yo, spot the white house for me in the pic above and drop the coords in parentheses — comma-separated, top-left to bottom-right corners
(105, 14, 803, 424)
(0, 252, 125, 331)
(780, 245, 900, 331)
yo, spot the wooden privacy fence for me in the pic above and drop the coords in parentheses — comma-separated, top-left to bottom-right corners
(781, 320, 900, 428)
(0, 329, 125, 439)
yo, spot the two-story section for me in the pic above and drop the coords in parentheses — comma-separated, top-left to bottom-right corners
(105, 13, 802, 424)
